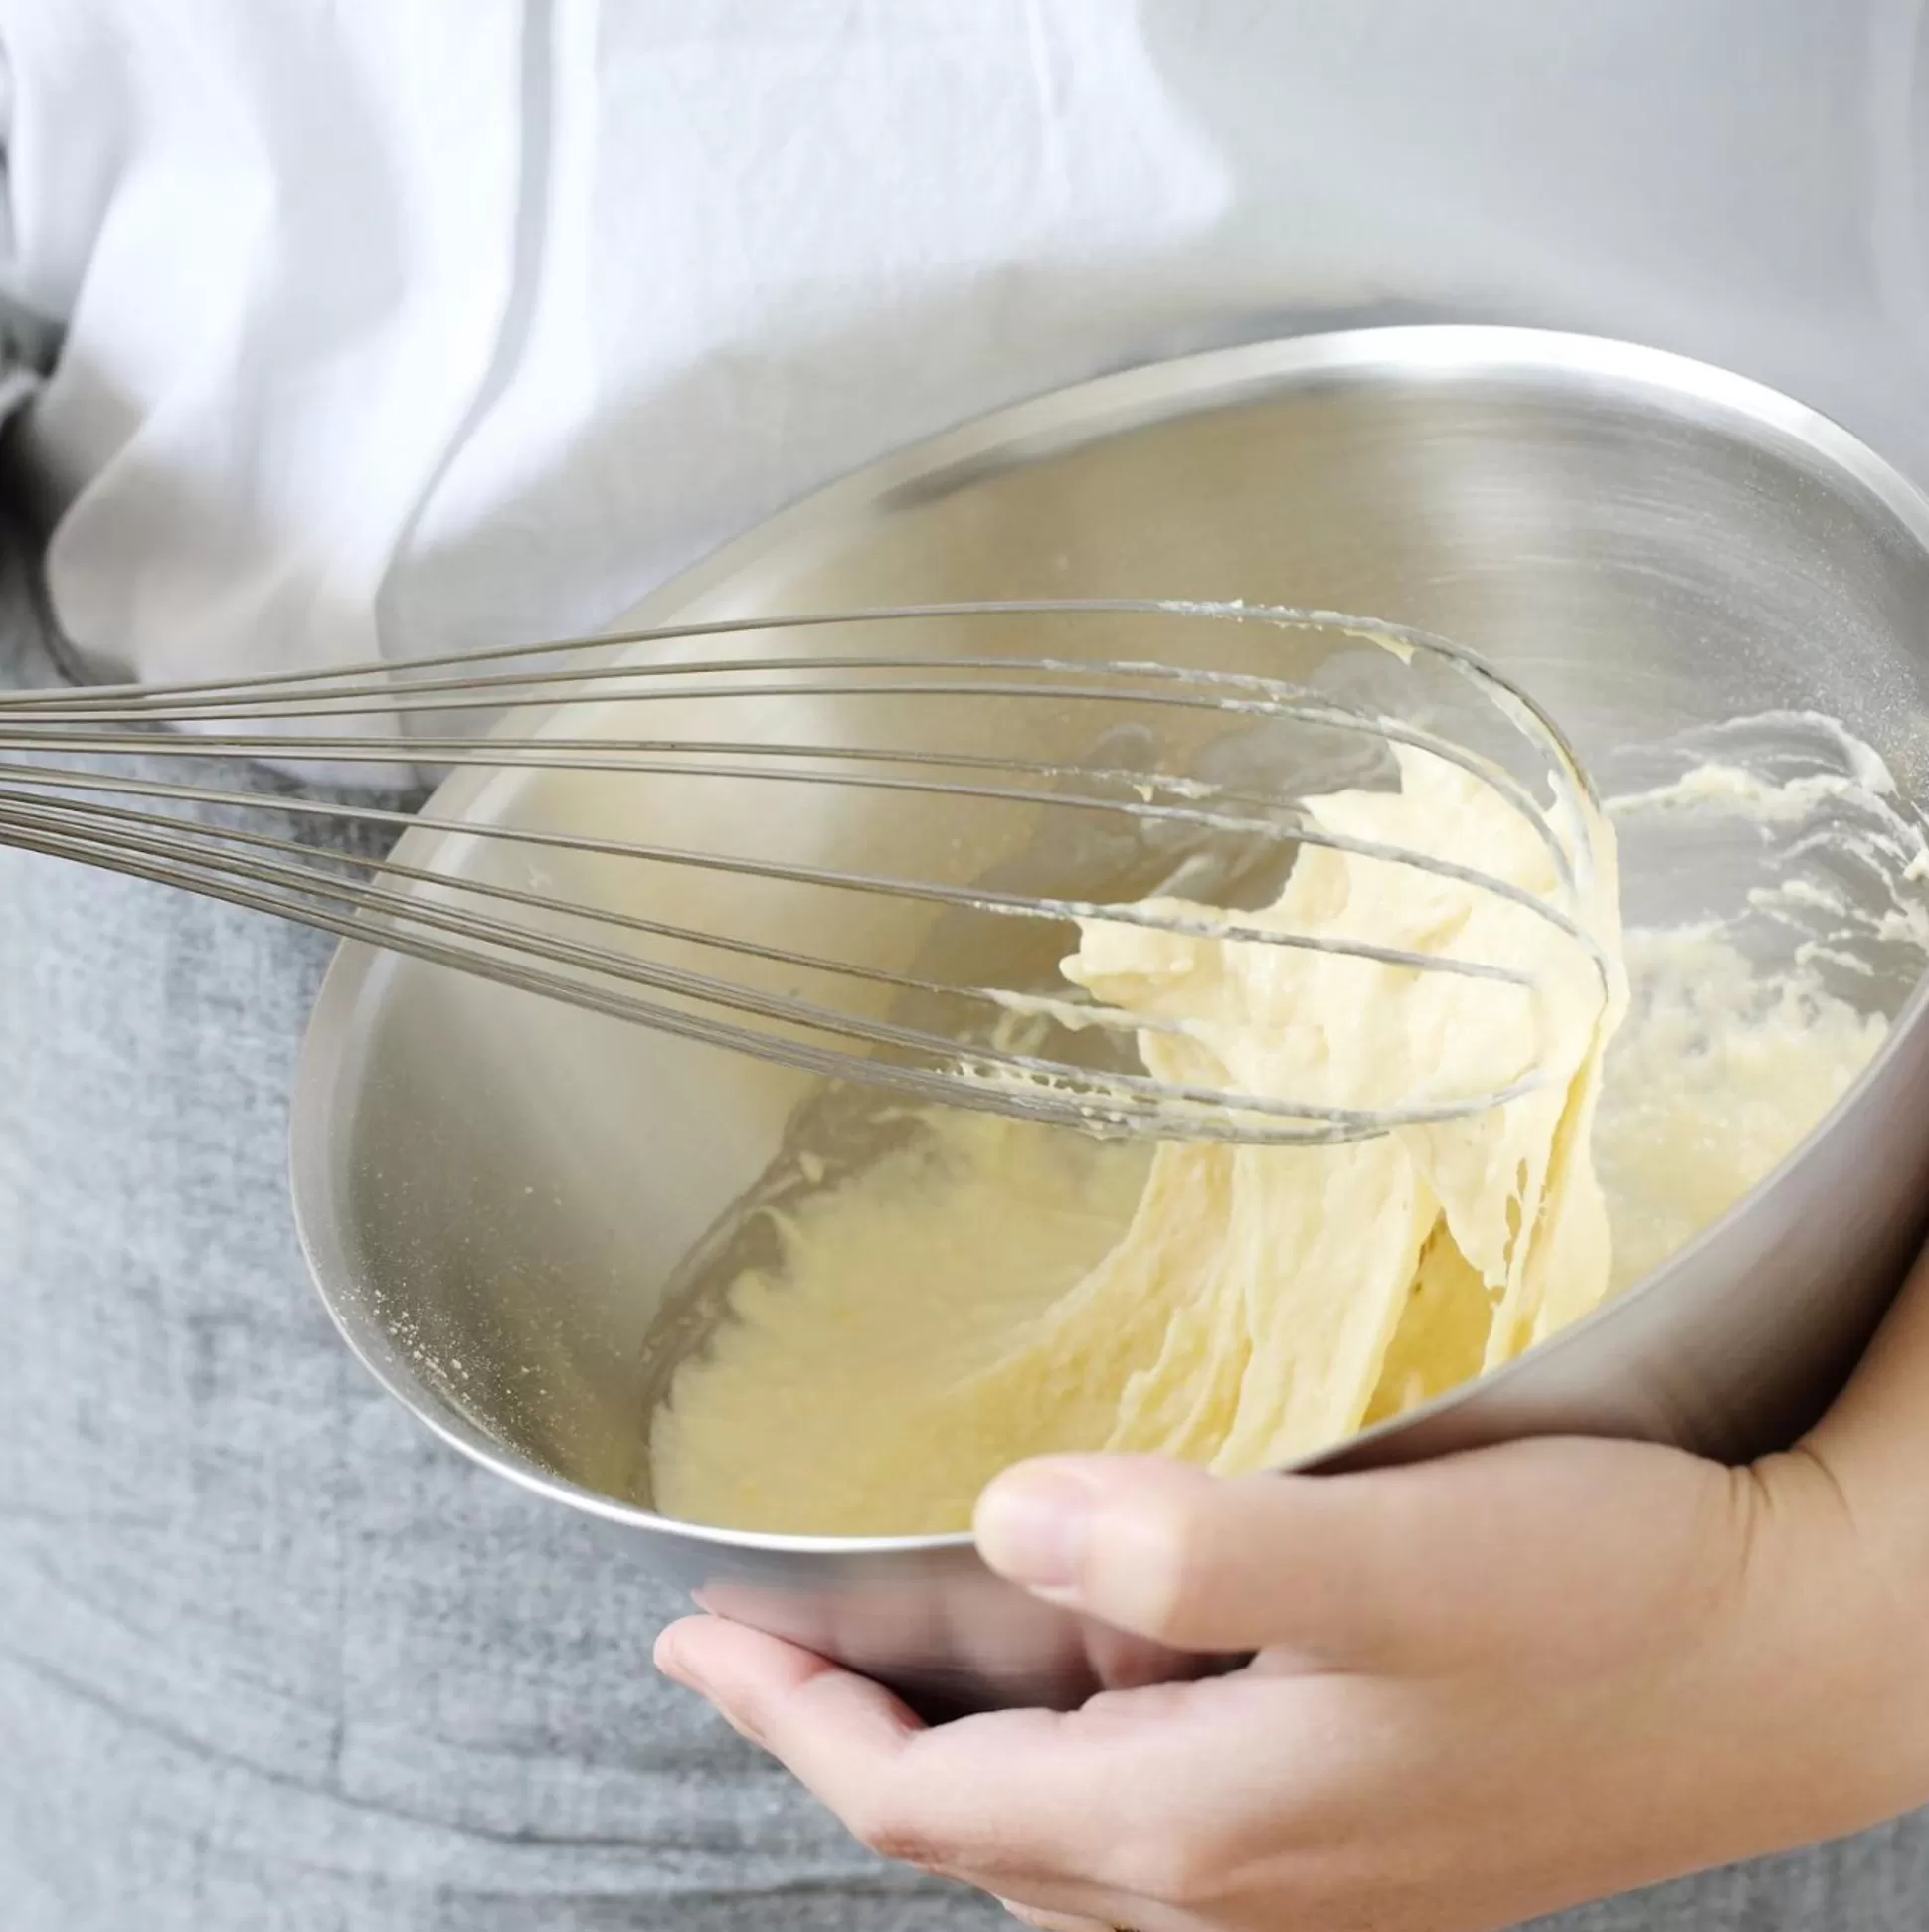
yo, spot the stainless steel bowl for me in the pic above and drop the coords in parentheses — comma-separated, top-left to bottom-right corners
(290, 326, 1929, 1715)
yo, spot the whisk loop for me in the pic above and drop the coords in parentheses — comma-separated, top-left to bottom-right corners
(0, 600, 1607, 1144)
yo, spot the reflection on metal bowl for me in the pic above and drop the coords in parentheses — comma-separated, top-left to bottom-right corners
(291, 327, 1929, 1715)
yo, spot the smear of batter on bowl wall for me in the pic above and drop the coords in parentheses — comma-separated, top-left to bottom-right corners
(649, 722, 1905, 1537)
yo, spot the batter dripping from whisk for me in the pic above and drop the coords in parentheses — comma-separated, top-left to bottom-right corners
(650, 738, 1889, 1536)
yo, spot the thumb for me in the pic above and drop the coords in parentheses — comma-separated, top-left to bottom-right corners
(974, 1440, 1739, 1666)
(973, 1452, 1448, 1662)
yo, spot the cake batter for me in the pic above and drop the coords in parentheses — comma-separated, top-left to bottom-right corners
(652, 743, 1630, 1534)
(652, 712, 1909, 1536)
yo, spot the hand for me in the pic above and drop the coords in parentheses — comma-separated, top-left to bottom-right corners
(655, 1250, 1929, 1932)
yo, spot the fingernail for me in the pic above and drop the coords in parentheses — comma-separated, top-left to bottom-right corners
(653, 1637, 696, 1690)
(975, 1464, 1102, 1592)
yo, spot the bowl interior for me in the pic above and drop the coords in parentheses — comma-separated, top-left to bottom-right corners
(297, 330, 1929, 1519)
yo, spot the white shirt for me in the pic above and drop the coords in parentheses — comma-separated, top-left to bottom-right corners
(6, 0, 1929, 690)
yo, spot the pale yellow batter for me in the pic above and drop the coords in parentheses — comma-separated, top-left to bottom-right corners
(652, 746, 1629, 1534)
(650, 729, 1904, 1536)
(1593, 929, 1886, 1292)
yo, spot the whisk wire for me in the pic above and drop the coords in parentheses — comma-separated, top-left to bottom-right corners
(0, 601, 1604, 1143)
(0, 649, 1581, 896)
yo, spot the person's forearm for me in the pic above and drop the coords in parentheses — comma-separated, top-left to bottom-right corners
(1773, 1242, 1929, 1826)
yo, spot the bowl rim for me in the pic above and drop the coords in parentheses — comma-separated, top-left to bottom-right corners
(289, 321, 1929, 1553)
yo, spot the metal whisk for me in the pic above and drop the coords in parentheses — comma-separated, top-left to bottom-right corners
(0, 599, 1608, 1144)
